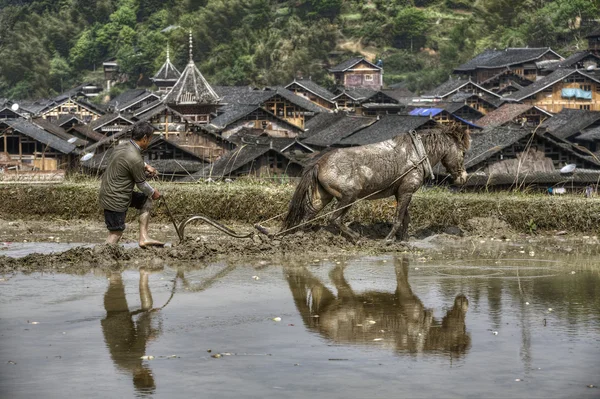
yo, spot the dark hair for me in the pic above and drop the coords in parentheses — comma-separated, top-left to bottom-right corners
(131, 122, 154, 141)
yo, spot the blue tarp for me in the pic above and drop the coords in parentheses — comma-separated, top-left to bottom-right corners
(561, 88, 593, 100)
(409, 108, 443, 117)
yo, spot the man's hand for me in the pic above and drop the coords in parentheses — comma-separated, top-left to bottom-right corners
(145, 164, 158, 178)
(152, 189, 161, 200)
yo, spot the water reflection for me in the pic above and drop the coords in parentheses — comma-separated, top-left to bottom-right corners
(101, 269, 162, 396)
(286, 256, 470, 356)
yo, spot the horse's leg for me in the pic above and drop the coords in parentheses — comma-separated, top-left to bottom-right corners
(385, 192, 413, 242)
(303, 184, 333, 225)
(399, 209, 411, 241)
(329, 197, 359, 241)
(329, 263, 354, 300)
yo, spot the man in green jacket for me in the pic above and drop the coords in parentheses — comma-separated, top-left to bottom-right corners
(99, 122, 163, 247)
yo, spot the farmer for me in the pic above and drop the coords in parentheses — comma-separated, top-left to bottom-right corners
(99, 121, 163, 247)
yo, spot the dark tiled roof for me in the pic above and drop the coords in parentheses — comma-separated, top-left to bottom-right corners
(465, 126, 533, 169)
(133, 99, 162, 116)
(108, 89, 148, 107)
(540, 108, 600, 139)
(334, 87, 378, 101)
(475, 104, 539, 128)
(70, 124, 107, 142)
(1, 118, 77, 154)
(164, 60, 220, 105)
(422, 78, 500, 99)
(19, 99, 57, 115)
(454, 48, 561, 71)
(134, 103, 190, 124)
(575, 126, 600, 142)
(31, 118, 87, 146)
(118, 92, 160, 112)
(506, 68, 579, 101)
(339, 115, 433, 146)
(382, 87, 414, 101)
(210, 105, 260, 129)
(89, 113, 134, 130)
(213, 86, 327, 113)
(287, 79, 336, 101)
(554, 51, 600, 69)
(56, 114, 83, 127)
(302, 116, 376, 147)
(301, 112, 347, 138)
(329, 57, 380, 72)
(83, 127, 130, 153)
(271, 86, 329, 113)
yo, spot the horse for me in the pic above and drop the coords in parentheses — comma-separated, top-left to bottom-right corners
(282, 125, 470, 241)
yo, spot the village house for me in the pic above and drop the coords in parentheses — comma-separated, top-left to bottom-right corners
(453, 47, 563, 84)
(407, 107, 482, 130)
(39, 97, 104, 123)
(332, 88, 406, 116)
(586, 28, 600, 55)
(285, 79, 337, 110)
(506, 68, 600, 112)
(0, 118, 78, 172)
(475, 103, 553, 129)
(329, 57, 383, 90)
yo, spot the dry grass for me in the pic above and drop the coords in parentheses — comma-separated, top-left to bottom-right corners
(1, 182, 600, 234)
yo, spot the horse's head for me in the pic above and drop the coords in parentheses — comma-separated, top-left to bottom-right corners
(441, 125, 470, 185)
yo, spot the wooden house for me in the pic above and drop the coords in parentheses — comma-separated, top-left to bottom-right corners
(420, 78, 502, 102)
(408, 108, 482, 131)
(332, 88, 405, 116)
(40, 98, 104, 123)
(479, 69, 532, 94)
(215, 86, 327, 130)
(301, 114, 377, 149)
(329, 57, 383, 90)
(0, 118, 77, 171)
(103, 58, 122, 91)
(475, 104, 553, 129)
(506, 69, 600, 112)
(463, 125, 600, 189)
(151, 46, 181, 93)
(453, 48, 563, 84)
(208, 104, 304, 139)
(539, 108, 600, 142)
(88, 113, 135, 136)
(117, 91, 160, 114)
(444, 92, 502, 115)
(337, 115, 438, 147)
(182, 135, 308, 180)
(285, 79, 336, 110)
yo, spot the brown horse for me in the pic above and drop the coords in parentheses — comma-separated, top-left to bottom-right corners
(283, 125, 470, 241)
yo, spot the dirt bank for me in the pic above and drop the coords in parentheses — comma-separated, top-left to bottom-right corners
(2, 182, 600, 234)
(0, 227, 413, 274)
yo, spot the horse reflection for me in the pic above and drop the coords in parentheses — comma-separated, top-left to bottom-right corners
(101, 269, 162, 395)
(286, 257, 470, 356)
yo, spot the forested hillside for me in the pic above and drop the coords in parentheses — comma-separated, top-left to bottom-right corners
(0, 0, 597, 100)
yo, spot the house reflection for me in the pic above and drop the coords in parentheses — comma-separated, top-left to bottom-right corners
(285, 257, 471, 356)
(101, 269, 162, 396)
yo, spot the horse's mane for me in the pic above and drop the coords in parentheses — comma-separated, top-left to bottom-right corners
(400, 124, 471, 150)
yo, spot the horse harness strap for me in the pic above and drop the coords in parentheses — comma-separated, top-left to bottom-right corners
(409, 130, 434, 179)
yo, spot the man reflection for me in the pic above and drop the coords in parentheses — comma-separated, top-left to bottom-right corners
(285, 256, 470, 356)
(101, 269, 161, 395)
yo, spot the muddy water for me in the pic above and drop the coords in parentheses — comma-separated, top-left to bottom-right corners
(1, 248, 599, 398)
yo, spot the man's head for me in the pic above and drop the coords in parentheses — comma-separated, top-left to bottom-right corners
(131, 122, 154, 150)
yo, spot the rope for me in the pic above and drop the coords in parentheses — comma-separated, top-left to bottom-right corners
(264, 155, 428, 237)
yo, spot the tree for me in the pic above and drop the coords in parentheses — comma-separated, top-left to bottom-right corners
(393, 7, 428, 51)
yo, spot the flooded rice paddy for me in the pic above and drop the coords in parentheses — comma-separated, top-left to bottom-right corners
(1, 241, 600, 398)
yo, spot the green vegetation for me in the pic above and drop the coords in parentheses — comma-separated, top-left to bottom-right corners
(1, 181, 599, 234)
(0, 0, 597, 99)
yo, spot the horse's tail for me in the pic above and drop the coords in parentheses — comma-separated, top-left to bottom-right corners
(282, 163, 320, 231)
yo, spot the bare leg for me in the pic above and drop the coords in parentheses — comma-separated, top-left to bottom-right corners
(139, 198, 164, 248)
(105, 231, 123, 244)
(385, 193, 413, 242)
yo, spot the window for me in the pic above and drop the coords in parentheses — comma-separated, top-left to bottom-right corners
(580, 84, 592, 91)
(364, 74, 373, 82)
(580, 105, 591, 110)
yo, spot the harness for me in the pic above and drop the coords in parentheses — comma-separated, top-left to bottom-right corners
(408, 130, 434, 179)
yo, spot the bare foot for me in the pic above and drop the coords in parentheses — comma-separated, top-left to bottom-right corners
(139, 238, 165, 248)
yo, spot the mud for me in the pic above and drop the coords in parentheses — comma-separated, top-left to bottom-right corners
(0, 226, 412, 274)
